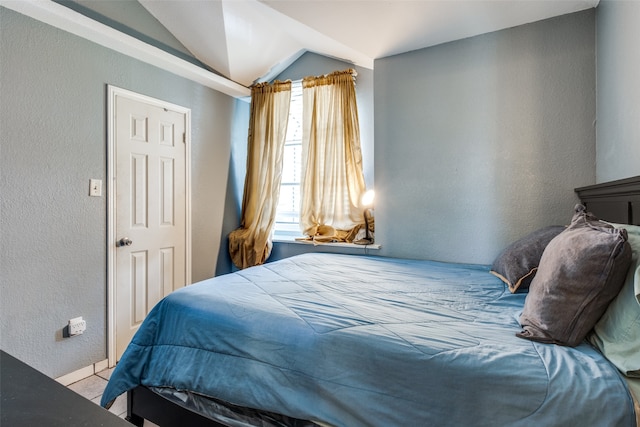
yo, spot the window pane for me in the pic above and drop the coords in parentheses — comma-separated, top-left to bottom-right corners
(285, 109, 303, 142)
(281, 144, 301, 183)
(275, 80, 302, 235)
(276, 184, 300, 223)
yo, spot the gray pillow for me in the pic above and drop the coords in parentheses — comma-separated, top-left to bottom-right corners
(491, 226, 565, 293)
(517, 205, 632, 347)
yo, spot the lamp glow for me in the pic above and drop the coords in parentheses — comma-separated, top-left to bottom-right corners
(355, 190, 375, 245)
(361, 190, 375, 208)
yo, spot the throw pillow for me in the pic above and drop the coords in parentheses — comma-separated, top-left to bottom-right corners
(517, 205, 632, 347)
(491, 226, 565, 293)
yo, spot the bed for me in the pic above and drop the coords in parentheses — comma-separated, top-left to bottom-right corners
(102, 176, 640, 427)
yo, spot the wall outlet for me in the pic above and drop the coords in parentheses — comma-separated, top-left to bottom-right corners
(68, 317, 86, 336)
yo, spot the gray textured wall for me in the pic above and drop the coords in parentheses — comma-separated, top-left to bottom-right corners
(216, 101, 250, 276)
(595, 0, 640, 182)
(0, 7, 247, 377)
(374, 10, 596, 265)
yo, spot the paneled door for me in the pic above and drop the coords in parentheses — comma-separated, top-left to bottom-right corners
(109, 87, 191, 362)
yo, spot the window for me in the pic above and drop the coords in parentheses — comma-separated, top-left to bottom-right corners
(274, 80, 302, 237)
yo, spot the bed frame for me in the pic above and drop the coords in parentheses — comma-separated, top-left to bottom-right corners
(126, 386, 225, 427)
(125, 175, 640, 427)
(575, 175, 640, 225)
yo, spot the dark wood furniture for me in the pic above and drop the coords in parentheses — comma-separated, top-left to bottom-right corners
(575, 175, 640, 225)
(0, 350, 130, 426)
(126, 386, 225, 426)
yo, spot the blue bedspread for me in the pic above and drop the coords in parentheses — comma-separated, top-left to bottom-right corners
(101, 253, 635, 426)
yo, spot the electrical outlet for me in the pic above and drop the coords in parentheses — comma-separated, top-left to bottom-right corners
(68, 317, 86, 336)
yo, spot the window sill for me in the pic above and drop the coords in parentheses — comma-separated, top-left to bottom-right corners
(272, 235, 381, 250)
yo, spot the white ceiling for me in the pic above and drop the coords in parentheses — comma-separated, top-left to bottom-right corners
(138, 0, 599, 87)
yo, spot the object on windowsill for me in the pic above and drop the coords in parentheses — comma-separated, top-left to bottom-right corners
(355, 190, 375, 245)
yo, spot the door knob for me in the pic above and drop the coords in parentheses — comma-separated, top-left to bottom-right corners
(117, 237, 133, 247)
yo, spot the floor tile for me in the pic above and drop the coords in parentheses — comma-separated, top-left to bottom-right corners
(92, 392, 127, 417)
(67, 374, 159, 426)
(67, 375, 108, 401)
(110, 394, 128, 418)
(96, 367, 115, 381)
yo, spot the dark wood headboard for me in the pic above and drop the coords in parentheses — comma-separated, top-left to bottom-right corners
(575, 175, 640, 225)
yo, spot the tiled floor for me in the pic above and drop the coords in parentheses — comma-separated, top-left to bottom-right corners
(66, 368, 158, 426)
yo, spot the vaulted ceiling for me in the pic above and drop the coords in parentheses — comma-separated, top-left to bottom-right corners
(138, 0, 599, 87)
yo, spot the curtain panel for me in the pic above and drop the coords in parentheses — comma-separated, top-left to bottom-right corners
(229, 80, 291, 269)
(300, 69, 366, 242)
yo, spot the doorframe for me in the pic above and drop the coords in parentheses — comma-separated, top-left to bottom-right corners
(106, 85, 192, 367)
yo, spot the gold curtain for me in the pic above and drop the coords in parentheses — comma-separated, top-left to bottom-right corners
(299, 69, 366, 242)
(229, 80, 291, 269)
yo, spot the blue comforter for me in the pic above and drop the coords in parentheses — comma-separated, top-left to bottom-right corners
(101, 253, 635, 426)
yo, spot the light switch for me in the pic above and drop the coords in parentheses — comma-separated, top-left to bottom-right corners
(89, 179, 102, 197)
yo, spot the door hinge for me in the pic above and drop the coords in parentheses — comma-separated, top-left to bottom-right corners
(183, 133, 186, 143)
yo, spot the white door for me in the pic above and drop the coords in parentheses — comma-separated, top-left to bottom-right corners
(109, 87, 191, 362)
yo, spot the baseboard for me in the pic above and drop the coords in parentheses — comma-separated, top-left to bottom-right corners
(94, 358, 109, 373)
(55, 359, 109, 386)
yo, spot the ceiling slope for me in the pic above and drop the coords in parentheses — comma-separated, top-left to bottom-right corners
(140, 0, 599, 87)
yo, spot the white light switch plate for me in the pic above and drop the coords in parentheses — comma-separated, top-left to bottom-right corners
(89, 179, 102, 197)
